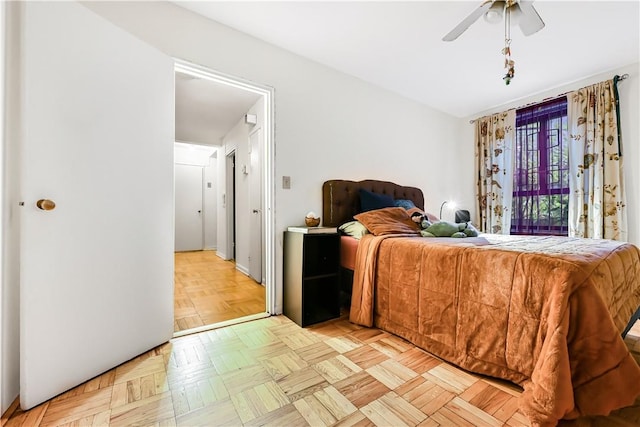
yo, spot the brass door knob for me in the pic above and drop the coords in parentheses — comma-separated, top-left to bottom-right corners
(36, 199, 56, 211)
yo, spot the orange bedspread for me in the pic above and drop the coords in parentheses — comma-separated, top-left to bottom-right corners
(349, 234, 640, 426)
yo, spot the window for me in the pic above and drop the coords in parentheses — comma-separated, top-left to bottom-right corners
(511, 97, 569, 235)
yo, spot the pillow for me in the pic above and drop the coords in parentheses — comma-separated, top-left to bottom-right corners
(354, 207, 420, 236)
(359, 189, 395, 212)
(338, 220, 370, 239)
(394, 199, 416, 210)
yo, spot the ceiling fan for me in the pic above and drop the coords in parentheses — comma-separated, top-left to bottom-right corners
(442, 0, 545, 42)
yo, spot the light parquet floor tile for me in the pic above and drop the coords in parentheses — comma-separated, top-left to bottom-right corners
(333, 410, 376, 427)
(174, 397, 241, 427)
(247, 402, 308, 427)
(324, 335, 365, 354)
(313, 355, 363, 384)
(423, 364, 477, 394)
(261, 351, 309, 381)
(397, 376, 455, 416)
(293, 394, 337, 427)
(334, 371, 391, 409)
(109, 392, 174, 427)
(276, 366, 330, 402)
(295, 341, 339, 365)
(394, 347, 442, 374)
(344, 345, 389, 370)
(5, 315, 640, 427)
(230, 381, 289, 424)
(40, 388, 112, 427)
(366, 359, 418, 390)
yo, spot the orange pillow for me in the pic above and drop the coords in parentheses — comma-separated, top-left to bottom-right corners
(354, 207, 420, 236)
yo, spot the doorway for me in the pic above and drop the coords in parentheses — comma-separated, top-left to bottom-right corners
(173, 60, 274, 336)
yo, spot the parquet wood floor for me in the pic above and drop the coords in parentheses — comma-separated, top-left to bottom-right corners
(174, 251, 266, 333)
(3, 315, 639, 426)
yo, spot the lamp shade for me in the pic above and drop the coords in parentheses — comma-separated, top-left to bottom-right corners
(484, 1, 504, 24)
(439, 200, 457, 219)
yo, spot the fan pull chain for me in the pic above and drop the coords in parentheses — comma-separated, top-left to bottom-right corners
(502, 4, 515, 85)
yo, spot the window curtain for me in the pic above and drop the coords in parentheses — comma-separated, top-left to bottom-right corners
(567, 78, 627, 240)
(475, 109, 516, 234)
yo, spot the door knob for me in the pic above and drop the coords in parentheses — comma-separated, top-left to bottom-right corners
(197, 210, 202, 214)
(36, 199, 56, 211)
(252, 209, 260, 213)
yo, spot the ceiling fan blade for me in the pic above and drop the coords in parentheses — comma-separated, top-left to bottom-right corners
(517, 1, 545, 36)
(442, 0, 494, 42)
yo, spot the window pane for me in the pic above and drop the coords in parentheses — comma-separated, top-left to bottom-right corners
(511, 98, 569, 236)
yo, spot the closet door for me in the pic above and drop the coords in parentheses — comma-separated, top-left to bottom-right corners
(174, 164, 204, 252)
(20, 2, 174, 409)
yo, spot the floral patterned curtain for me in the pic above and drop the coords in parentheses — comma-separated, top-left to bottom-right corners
(567, 79, 626, 240)
(475, 110, 516, 234)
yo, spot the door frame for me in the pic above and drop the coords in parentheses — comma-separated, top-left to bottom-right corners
(174, 59, 276, 316)
(225, 150, 236, 261)
(248, 127, 263, 284)
(0, 0, 6, 411)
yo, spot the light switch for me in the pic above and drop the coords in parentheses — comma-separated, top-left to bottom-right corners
(282, 176, 291, 189)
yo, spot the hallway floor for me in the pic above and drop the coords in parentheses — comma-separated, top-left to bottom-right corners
(174, 250, 266, 333)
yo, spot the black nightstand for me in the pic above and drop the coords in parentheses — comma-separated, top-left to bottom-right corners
(283, 229, 340, 327)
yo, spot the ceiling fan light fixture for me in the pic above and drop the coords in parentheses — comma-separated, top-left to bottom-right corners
(509, 3, 522, 25)
(484, 2, 504, 24)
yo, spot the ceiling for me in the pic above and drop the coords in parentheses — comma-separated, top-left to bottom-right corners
(175, 71, 260, 145)
(175, 1, 639, 119)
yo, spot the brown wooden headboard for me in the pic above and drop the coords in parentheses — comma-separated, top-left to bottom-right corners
(322, 180, 425, 227)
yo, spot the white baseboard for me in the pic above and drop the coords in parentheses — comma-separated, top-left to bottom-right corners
(235, 263, 249, 275)
(216, 251, 227, 260)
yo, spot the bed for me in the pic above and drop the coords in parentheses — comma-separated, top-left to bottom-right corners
(322, 179, 640, 427)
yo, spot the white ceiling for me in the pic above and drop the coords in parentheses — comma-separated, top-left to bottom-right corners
(175, 1, 639, 118)
(175, 71, 260, 145)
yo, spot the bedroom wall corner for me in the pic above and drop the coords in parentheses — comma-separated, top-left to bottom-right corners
(451, 120, 476, 224)
(0, 0, 5, 412)
(1, 0, 21, 412)
(619, 65, 639, 246)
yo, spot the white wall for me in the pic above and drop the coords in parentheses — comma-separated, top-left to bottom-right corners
(204, 153, 217, 250)
(77, 2, 465, 318)
(2, 1, 20, 412)
(458, 62, 640, 245)
(219, 109, 249, 270)
(217, 97, 264, 274)
(174, 142, 216, 166)
(79, 0, 465, 227)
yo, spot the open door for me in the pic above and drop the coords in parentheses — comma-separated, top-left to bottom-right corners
(20, 2, 174, 409)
